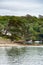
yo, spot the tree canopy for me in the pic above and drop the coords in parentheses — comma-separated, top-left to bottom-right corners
(0, 15, 43, 41)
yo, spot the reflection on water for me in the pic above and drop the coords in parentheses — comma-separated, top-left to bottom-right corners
(5, 47, 26, 65)
(0, 47, 43, 65)
(6, 47, 26, 56)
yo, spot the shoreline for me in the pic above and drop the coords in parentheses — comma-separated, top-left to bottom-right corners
(0, 37, 43, 47)
(0, 43, 43, 47)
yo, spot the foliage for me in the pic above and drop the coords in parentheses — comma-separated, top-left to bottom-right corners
(0, 15, 43, 41)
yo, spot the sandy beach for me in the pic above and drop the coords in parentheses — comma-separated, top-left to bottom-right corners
(0, 37, 43, 47)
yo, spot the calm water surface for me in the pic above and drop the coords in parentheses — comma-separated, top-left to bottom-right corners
(0, 46, 43, 65)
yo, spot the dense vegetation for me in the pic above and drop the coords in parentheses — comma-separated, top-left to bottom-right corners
(0, 14, 43, 42)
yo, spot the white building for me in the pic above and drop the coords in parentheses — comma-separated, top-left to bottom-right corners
(34, 41, 42, 44)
